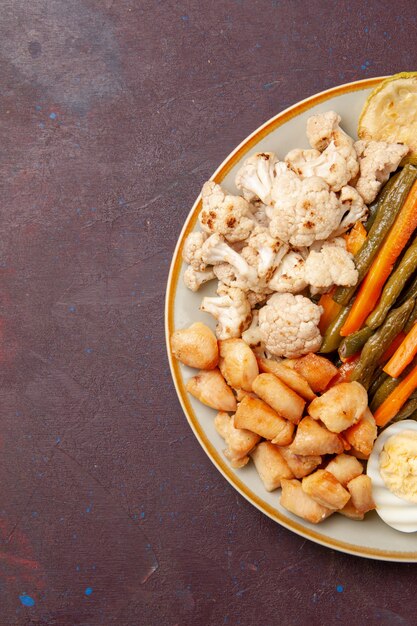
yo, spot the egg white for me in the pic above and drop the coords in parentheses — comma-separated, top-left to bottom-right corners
(367, 420, 417, 533)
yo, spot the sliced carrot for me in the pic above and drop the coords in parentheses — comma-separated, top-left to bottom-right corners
(344, 221, 367, 255)
(318, 287, 342, 333)
(378, 331, 406, 366)
(326, 354, 361, 388)
(341, 180, 417, 337)
(384, 324, 417, 378)
(374, 363, 417, 427)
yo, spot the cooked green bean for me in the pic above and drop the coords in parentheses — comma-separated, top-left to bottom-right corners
(338, 326, 374, 360)
(392, 391, 417, 422)
(364, 172, 401, 232)
(368, 369, 388, 398)
(319, 305, 351, 353)
(404, 299, 417, 334)
(370, 376, 400, 412)
(334, 165, 417, 306)
(397, 273, 417, 307)
(365, 233, 417, 330)
(351, 299, 414, 389)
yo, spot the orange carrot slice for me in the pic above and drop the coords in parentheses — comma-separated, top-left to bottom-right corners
(374, 363, 417, 427)
(318, 287, 342, 334)
(378, 331, 406, 366)
(344, 221, 367, 255)
(384, 324, 417, 377)
(341, 180, 417, 337)
(326, 354, 361, 388)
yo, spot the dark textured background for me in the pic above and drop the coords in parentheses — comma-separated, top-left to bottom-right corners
(0, 0, 416, 624)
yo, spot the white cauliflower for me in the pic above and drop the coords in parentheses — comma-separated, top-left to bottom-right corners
(200, 286, 252, 340)
(306, 111, 359, 183)
(241, 225, 289, 281)
(285, 140, 354, 192)
(268, 250, 308, 294)
(199, 181, 255, 243)
(241, 310, 264, 350)
(331, 185, 368, 237)
(201, 233, 259, 291)
(182, 231, 208, 270)
(258, 293, 323, 358)
(304, 238, 358, 294)
(354, 140, 409, 203)
(235, 152, 280, 204)
(268, 174, 342, 247)
(249, 200, 270, 228)
(212, 263, 272, 307)
(183, 266, 216, 292)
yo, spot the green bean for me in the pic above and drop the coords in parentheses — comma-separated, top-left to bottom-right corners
(404, 299, 417, 334)
(368, 369, 388, 399)
(338, 326, 374, 360)
(397, 273, 417, 307)
(334, 165, 417, 306)
(351, 299, 414, 389)
(365, 233, 417, 329)
(370, 377, 400, 412)
(319, 305, 351, 354)
(364, 172, 401, 232)
(392, 391, 417, 422)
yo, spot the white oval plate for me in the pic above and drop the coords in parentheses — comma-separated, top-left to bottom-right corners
(165, 77, 417, 562)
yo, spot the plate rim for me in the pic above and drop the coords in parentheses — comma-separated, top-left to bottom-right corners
(165, 76, 417, 562)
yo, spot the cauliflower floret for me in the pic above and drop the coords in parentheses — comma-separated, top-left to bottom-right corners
(268, 174, 342, 247)
(183, 266, 216, 292)
(258, 293, 323, 358)
(354, 140, 409, 204)
(304, 238, 358, 294)
(285, 140, 354, 192)
(306, 111, 359, 182)
(235, 152, 280, 204)
(241, 310, 264, 350)
(259, 293, 323, 358)
(241, 225, 289, 281)
(249, 200, 270, 228)
(331, 185, 368, 237)
(200, 287, 252, 340)
(268, 250, 308, 294)
(201, 233, 259, 290)
(182, 231, 208, 270)
(213, 264, 272, 306)
(199, 181, 255, 243)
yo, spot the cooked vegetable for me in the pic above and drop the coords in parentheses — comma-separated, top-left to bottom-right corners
(363, 172, 400, 232)
(392, 391, 417, 422)
(365, 232, 417, 330)
(334, 165, 417, 306)
(327, 354, 361, 387)
(344, 221, 367, 255)
(341, 178, 417, 336)
(374, 363, 417, 427)
(358, 72, 417, 161)
(378, 331, 406, 365)
(369, 376, 399, 413)
(292, 353, 338, 392)
(319, 304, 351, 353)
(318, 288, 342, 333)
(404, 300, 417, 333)
(338, 326, 373, 361)
(350, 299, 414, 389)
(383, 323, 417, 378)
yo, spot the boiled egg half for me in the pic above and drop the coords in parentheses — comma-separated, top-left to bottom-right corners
(367, 420, 417, 532)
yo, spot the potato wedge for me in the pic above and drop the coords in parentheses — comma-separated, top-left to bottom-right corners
(302, 469, 350, 510)
(186, 369, 236, 412)
(344, 408, 377, 459)
(347, 474, 375, 513)
(290, 417, 344, 456)
(280, 478, 334, 524)
(171, 322, 218, 370)
(234, 396, 294, 444)
(252, 373, 305, 424)
(250, 442, 293, 491)
(325, 454, 363, 486)
(308, 382, 368, 433)
(257, 357, 316, 401)
(278, 446, 322, 479)
(292, 353, 338, 392)
(219, 338, 258, 392)
(215, 412, 260, 468)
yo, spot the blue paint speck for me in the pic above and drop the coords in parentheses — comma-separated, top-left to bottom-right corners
(86, 503, 92, 513)
(68, 306, 76, 313)
(364, 26, 369, 33)
(336, 584, 344, 593)
(19, 595, 35, 607)
(85, 348, 93, 355)
(56, 436, 61, 444)
(49, 112, 57, 120)
(76, 564, 81, 572)
(31, 511, 38, 518)
(39, 122, 45, 129)
(35, 105, 42, 111)
(181, 14, 189, 21)
(85, 587, 93, 596)
(140, 511, 145, 519)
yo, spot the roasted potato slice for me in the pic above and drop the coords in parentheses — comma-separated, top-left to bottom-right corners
(338, 500, 365, 521)
(290, 417, 344, 456)
(171, 322, 218, 370)
(347, 474, 375, 513)
(325, 454, 363, 486)
(344, 408, 377, 459)
(302, 469, 350, 510)
(251, 442, 293, 491)
(280, 478, 334, 524)
(252, 373, 305, 424)
(234, 396, 294, 444)
(257, 357, 316, 401)
(308, 382, 368, 433)
(278, 446, 322, 479)
(219, 338, 259, 392)
(186, 369, 236, 412)
(292, 353, 338, 392)
(215, 412, 260, 468)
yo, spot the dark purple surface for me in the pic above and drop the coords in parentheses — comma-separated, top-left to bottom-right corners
(0, 1, 416, 624)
